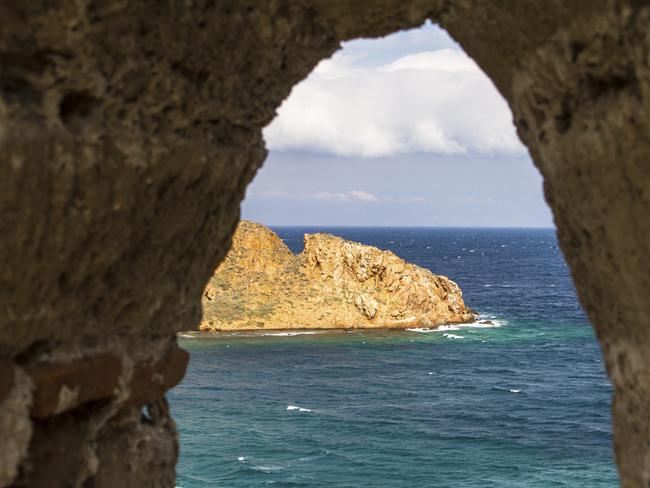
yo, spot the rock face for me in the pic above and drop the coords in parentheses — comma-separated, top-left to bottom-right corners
(1, 2, 650, 487)
(200, 222, 473, 331)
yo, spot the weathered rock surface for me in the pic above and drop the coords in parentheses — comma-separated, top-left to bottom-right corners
(200, 222, 473, 331)
(1, 1, 650, 486)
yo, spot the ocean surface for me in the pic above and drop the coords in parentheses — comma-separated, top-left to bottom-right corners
(170, 227, 618, 487)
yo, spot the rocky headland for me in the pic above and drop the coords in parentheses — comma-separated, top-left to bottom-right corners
(199, 221, 474, 331)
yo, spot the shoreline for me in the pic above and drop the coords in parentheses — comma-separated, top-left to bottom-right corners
(180, 315, 504, 337)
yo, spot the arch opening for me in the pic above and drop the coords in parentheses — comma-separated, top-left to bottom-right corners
(171, 23, 617, 488)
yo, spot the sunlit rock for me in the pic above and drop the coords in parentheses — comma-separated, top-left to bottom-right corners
(200, 221, 474, 331)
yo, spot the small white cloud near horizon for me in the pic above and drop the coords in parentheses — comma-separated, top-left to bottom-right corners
(264, 43, 526, 158)
(247, 187, 427, 205)
(314, 190, 379, 202)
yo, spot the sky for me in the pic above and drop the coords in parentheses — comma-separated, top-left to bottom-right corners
(242, 22, 554, 228)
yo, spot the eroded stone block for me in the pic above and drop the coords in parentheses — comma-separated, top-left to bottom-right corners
(25, 353, 122, 419)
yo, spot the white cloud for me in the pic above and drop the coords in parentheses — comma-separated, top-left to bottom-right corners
(346, 190, 380, 202)
(246, 188, 428, 204)
(314, 190, 379, 202)
(264, 47, 525, 158)
(382, 49, 477, 73)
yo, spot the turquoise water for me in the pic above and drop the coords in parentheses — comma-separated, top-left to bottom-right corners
(170, 228, 618, 487)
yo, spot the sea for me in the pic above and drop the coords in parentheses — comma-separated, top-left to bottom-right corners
(170, 227, 618, 487)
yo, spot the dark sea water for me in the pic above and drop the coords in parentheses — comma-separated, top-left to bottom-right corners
(170, 228, 618, 487)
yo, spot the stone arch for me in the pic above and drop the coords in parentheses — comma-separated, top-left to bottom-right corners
(0, 2, 648, 487)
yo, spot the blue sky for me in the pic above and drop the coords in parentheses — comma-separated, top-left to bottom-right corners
(242, 22, 553, 228)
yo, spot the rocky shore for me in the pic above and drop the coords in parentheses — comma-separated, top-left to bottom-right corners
(199, 221, 474, 331)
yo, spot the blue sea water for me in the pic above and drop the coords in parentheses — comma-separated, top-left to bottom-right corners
(170, 228, 618, 487)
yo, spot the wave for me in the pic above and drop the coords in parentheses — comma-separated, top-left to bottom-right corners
(443, 333, 464, 339)
(406, 315, 506, 334)
(177, 332, 202, 339)
(405, 327, 436, 333)
(223, 330, 331, 338)
(466, 322, 505, 329)
(287, 405, 312, 412)
(179, 330, 331, 339)
(251, 465, 284, 473)
(510, 389, 522, 393)
(263, 331, 324, 337)
(470, 314, 508, 327)
(437, 324, 462, 331)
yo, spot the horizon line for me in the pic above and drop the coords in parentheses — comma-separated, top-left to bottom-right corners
(249, 222, 556, 230)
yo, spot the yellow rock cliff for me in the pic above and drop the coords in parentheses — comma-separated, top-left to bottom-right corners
(200, 221, 474, 331)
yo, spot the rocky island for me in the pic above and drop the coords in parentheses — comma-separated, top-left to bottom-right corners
(199, 221, 474, 331)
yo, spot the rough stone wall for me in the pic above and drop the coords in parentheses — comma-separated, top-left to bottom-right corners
(507, 8, 650, 486)
(0, 1, 648, 487)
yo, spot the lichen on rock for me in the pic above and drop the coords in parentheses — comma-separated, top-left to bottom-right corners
(199, 221, 474, 331)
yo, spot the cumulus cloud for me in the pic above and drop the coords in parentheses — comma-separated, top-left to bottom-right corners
(264, 48, 525, 158)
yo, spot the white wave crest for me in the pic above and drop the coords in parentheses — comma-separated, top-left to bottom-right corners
(252, 465, 283, 473)
(443, 333, 464, 339)
(263, 331, 324, 337)
(437, 324, 462, 331)
(406, 316, 506, 335)
(287, 405, 312, 412)
(405, 327, 437, 333)
(470, 314, 508, 328)
(464, 321, 503, 329)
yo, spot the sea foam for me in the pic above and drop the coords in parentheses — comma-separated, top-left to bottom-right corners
(177, 332, 202, 339)
(406, 315, 505, 335)
(443, 333, 464, 339)
(263, 331, 324, 337)
(287, 405, 312, 412)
